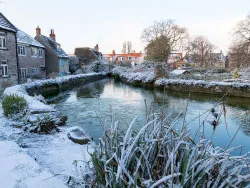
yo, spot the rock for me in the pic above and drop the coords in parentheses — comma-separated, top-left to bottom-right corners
(67, 127, 90, 145)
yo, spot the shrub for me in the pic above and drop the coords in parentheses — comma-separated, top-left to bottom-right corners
(92, 61, 103, 73)
(2, 94, 27, 118)
(119, 61, 132, 68)
(27, 115, 58, 134)
(233, 68, 239, 79)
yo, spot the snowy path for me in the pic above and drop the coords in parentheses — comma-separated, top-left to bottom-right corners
(0, 103, 92, 187)
(0, 141, 68, 188)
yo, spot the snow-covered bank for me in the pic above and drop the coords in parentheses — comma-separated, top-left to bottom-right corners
(0, 73, 107, 187)
(112, 67, 154, 84)
(155, 78, 250, 97)
(112, 66, 250, 98)
(0, 141, 68, 188)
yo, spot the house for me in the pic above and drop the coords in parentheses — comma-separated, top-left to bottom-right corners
(35, 27, 69, 77)
(185, 51, 226, 68)
(103, 50, 144, 65)
(17, 29, 46, 82)
(170, 69, 191, 76)
(166, 52, 185, 69)
(0, 13, 19, 89)
(74, 46, 103, 70)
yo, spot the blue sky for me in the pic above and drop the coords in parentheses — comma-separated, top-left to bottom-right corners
(0, 0, 249, 54)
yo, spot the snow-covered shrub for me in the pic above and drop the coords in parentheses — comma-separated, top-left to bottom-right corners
(87, 117, 250, 187)
(2, 94, 27, 119)
(92, 61, 104, 73)
(27, 115, 58, 134)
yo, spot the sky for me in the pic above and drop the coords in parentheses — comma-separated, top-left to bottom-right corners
(0, 0, 249, 54)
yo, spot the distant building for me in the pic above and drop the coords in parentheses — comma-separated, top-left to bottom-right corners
(166, 52, 185, 69)
(0, 13, 18, 89)
(35, 27, 69, 77)
(74, 47, 103, 69)
(185, 51, 226, 68)
(17, 29, 46, 83)
(103, 50, 144, 65)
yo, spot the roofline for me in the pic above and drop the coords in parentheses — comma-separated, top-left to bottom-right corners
(17, 41, 45, 48)
(0, 12, 17, 32)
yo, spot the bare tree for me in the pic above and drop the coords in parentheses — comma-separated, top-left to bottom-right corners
(141, 20, 188, 52)
(127, 41, 132, 53)
(185, 36, 216, 67)
(121, 41, 127, 54)
(229, 15, 250, 68)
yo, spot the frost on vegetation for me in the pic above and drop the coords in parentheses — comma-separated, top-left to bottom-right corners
(2, 94, 28, 120)
(112, 66, 155, 83)
(85, 115, 250, 187)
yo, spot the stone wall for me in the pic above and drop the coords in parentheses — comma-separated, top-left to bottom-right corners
(26, 73, 106, 98)
(0, 30, 18, 89)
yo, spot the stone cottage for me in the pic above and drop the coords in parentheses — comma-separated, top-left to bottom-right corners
(0, 13, 19, 88)
(17, 29, 46, 83)
(35, 27, 69, 77)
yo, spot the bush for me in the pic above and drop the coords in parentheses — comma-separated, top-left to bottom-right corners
(233, 68, 239, 79)
(27, 115, 58, 134)
(2, 94, 27, 118)
(119, 61, 132, 68)
(92, 61, 104, 73)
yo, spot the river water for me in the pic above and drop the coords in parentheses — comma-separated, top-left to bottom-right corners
(50, 79, 250, 155)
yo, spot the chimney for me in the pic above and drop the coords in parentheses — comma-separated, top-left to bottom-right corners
(94, 44, 99, 52)
(36, 26, 41, 36)
(50, 29, 56, 41)
(112, 50, 115, 55)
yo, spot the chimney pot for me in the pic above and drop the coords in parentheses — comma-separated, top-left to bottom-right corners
(36, 26, 41, 36)
(50, 29, 56, 41)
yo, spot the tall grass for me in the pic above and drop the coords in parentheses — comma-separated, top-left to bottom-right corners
(84, 112, 250, 187)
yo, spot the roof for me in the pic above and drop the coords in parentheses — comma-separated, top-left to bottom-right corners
(170, 69, 190, 75)
(17, 30, 44, 48)
(103, 52, 142, 58)
(36, 35, 68, 58)
(0, 13, 17, 32)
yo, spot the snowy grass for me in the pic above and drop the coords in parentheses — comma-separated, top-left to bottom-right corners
(86, 114, 250, 187)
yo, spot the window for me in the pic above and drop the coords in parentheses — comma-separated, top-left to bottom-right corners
(32, 68, 38, 74)
(31, 47, 38, 57)
(0, 32, 6, 48)
(118, 57, 124, 61)
(20, 68, 27, 79)
(1, 61, 8, 77)
(38, 49, 43, 58)
(18, 45, 26, 55)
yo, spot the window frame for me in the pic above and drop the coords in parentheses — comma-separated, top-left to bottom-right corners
(38, 48, 43, 58)
(0, 32, 7, 49)
(32, 68, 38, 74)
(20, 68, 27, 79)
(31, 47, 38, 57)
(1, 61, 8, 77)
(17, 45, 26, 56)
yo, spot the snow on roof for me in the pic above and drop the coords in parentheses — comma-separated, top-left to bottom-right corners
(170, 69, 190, 75)
(37, 35, 68, 58)
(0, 13, 17, 32)
(17, 30, 44, 48)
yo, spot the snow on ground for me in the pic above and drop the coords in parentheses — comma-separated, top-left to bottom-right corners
(0, 141, 68, 188)
(0, 101, 93, 187)
(155, 78, 250, 88)
(0, 73, 105, 187)
(112, 66, 154, 83)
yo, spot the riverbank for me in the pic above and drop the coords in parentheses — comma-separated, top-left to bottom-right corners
(112, 67, 250, 98)
(0, 73, 107, 187)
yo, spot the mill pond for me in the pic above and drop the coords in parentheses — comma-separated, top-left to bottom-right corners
(49, 79, 250, 156)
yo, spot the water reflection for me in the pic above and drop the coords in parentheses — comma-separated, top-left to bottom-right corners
(51, 79, 250, 155)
